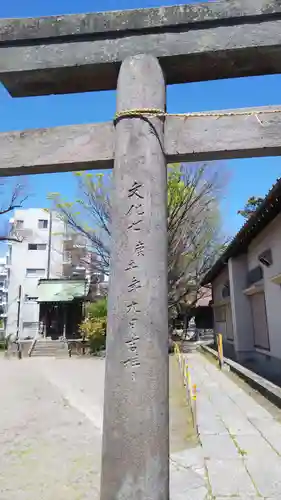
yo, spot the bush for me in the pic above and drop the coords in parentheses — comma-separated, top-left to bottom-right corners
(0, 334, 12, 351)
(80, 298, 107, 354)
(87, 298, 107, 319)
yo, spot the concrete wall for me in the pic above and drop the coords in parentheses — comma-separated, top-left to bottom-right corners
(211, 267, 234, 354)
(7, 209, 64, 339)
(212, 266, 229, 304)
(212, 255, 254, 359)
(211, 213, 281, 383)
(247, 213, 281, 359)
(228, 255, 254, 356)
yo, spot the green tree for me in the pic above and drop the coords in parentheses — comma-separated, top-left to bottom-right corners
(80, 298, 107, 353)
(49, 163, 227, 320)
(237, 196, 264, 219)
(86, 297, 107, 319)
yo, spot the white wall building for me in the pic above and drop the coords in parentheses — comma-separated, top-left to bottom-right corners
(5, 208, 107, 339)
(6, 209, 65, 339)
(202, 178, 281, 385)
(0, 255, 9, 338)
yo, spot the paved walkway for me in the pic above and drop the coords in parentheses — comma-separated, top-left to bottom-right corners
(0, 355, 196, 499)
(174, 351, 281, 499)
(0, 357, 104, 500)
(2, 353, 281, 499)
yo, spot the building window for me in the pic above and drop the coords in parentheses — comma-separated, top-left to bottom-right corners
(63, 250, 72, 263)
(26, 268, 45, 278)
(258, 249, 273, 268)
(247, 265, 263, 287)
(15, 219, 24, 229)
(28, 243, 47, 251)
(222, 281, 230, 299)
(38, 219, 48, 229)
(24, 294, 38, 302)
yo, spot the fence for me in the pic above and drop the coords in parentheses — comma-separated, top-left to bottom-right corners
(173, 328, 214, 342)
(174, 343, 198, 434)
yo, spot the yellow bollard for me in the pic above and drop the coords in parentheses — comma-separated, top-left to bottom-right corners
(174, 343, 178, 359)
(184, 361, 191, 403)
(217, 333, 224, 369)
(187, 369, 192, 397)
(192, 383, 197, 401)
(185, 363, 192, 404)
(175, 351, 198, 435)
(191, 383, 198, 433)
(176, 343, 184, 376)
(184, 360, 188, 387)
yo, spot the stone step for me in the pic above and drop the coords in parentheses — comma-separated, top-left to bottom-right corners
(32, 346, 60, 350)
(32, 350, 64, 354)
(33, 346, 66, 351)
(30, 340, 69, 357)
(34, 341, 63, 344)
(31, 351, 69, 358)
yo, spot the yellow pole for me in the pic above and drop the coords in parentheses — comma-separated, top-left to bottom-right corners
(184, 361, 191, 403)
(191, 383, 197, 433)
(184, 360, 188, 387)
(218, 333, 223, 369)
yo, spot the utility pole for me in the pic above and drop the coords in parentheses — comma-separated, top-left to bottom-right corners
(46, 210, 53, 279)
(16, 285, 22, 359)
(44, 210, 53, 340)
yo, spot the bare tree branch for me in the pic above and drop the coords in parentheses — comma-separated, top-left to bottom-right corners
(49, 164, 228, 321)
(0, 180, 29, 243)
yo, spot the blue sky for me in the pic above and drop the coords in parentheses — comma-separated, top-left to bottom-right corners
(1, 0, 281, 245)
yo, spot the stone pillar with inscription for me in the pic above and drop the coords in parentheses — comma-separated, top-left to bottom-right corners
(100, 54, 169, 500)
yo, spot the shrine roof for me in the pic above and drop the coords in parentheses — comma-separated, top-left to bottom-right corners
(37, 278, 89, 303)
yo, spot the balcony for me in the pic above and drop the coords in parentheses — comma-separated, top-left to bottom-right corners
(63, 251, 72, 264)
(63, 250, 86, 265)
(63, 236, 87, 252)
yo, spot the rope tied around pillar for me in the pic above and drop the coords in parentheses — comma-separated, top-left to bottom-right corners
(114, 106, 281, 125)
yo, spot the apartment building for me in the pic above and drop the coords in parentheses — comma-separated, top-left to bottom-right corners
(6, 208, 93, 339)
(0, 255, 9, 338)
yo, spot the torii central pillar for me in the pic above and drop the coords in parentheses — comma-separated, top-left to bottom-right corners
(100, 54, 169, 500)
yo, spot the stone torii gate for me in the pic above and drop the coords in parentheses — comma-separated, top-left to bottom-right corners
(1, 1, 281, 498)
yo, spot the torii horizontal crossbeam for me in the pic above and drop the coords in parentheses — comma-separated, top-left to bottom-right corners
(1, 0, 281, 96)
(1, 106, 280, 176)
